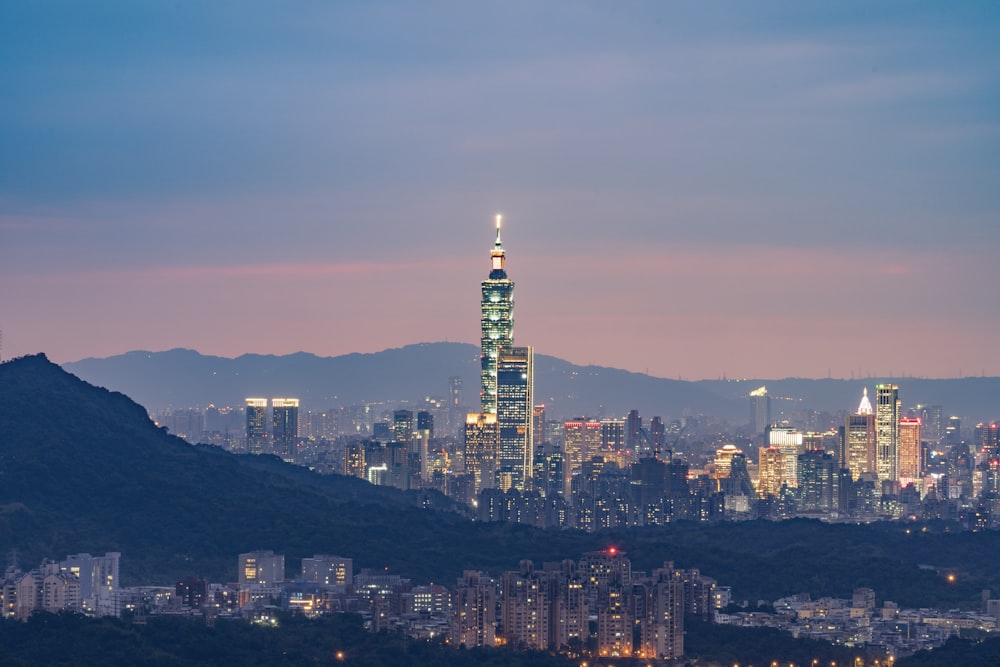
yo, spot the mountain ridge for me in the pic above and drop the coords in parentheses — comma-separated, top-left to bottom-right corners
(62, 343, 1000, 423)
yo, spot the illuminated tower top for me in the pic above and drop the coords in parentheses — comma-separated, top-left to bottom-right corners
(857, 387, 873, 415)
(490, 214, 506, 277)
(481, 214, 514, 414)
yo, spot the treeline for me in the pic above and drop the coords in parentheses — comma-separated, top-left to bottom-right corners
(0, 612, 573, 667)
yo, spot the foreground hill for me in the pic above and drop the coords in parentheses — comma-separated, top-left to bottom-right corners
(2, 354, 1000, 611)
(62, 344, 1000, 423)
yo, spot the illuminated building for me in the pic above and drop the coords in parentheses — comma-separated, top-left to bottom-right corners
(842, 387, 876, 480)
(649, 416, 665, 456)
(749, 386, 771, 436)
(465, 413, 498, 496)
(301, 555, 352, 587)
(797, 450, 837, 512)
(451, 571, 497, 647)
(876, 384, 901, 483)
(766, 425, 803, 488)
(638, 563, 685, 661)
(496, 346, 534, 491)
(601, 418, 625, 452)
(712, 444, 742, 480)
(393, 409, 413, 445)
(976, 422, 1000, 455)
(271, 398, 299, 462)
(245, 398, 268, 455)
(238, 550, 284, 588)
(756, 446, 784, 498)
(563, 419, 602, 491)
(626, 410, 644, 456)
(480, 215, 514, 414)
(344, 440, 366, 478)
(899, 416, 923, 484)
(501, 561, 550, 650)
(532, 404, 546, 451)
(60, 552, 120, 615)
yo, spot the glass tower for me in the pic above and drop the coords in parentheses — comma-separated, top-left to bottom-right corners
(496, 345, 534, 491)
(481, 215, 514, 414)
(876, 383, 901, 483)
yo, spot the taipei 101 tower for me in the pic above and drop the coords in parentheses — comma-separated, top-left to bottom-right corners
(480, 215, 514, 414)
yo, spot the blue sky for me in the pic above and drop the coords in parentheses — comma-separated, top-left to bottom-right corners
(2, 2, 998, 378)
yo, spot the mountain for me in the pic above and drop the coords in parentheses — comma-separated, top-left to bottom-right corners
(63, 344, 1000, 424)
(62, 343, 743, 420)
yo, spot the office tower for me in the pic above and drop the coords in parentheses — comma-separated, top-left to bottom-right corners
(496, 346, 534, 491)
(766, 425, 803, 488)
(842, 387, 876, 480)
(649, 416, 665, 455)
(532, 404, 546, 451)
(449, 376, 463, 408)
(238, 550, 284, 587)
(712, 444, 742, 480)
(271, 398, 299, 462)
(563, 419, 602, 486)
(975, 422, 1000, 455)
(245, 398, 268, 455)
(465, 413, 498, 496)
(798, 450, 837, 512)
(917, 404, 943, 444)
(451, 571, 497, 647)
(899, 417, 923, 483)
(600, 418, 625, 451)
(626, 409, 643, 456)
(749, 386, 771, 436)
(301, 555, 353, 587)
(756, 446, 784, 498)
(480, 214, 514, 414)
(416, 410, 433, 482)
(393, 409, 413, 444)
(876, 384, 901, 483)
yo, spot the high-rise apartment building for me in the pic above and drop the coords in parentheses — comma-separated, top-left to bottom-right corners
(563, 419, 602, 489)
(480, 215, 514, 414)
(271, 398, 299, 462)
(600, 419, 625, 452)
(496, 346, 534, 491)
(842, 387, 876, 481)
(876, 384, 901, 483)
(245, 398, 268, 455)
(451, 571, 497, 648)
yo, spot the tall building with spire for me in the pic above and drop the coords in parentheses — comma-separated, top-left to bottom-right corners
(842, 387, 876, 481)
(480, 215, 514, 414)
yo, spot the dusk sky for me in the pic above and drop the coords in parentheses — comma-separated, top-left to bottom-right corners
(2, 2, 998, 379)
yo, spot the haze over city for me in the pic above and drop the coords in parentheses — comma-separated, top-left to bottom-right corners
(2, 2, 998, 379)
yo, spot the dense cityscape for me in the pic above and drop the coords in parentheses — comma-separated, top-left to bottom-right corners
(2, 220, 990, 665)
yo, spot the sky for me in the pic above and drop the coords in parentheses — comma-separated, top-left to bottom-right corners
(1, 1, 998, 379)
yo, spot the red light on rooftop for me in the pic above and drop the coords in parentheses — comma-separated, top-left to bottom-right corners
(608, 547, 617, 555)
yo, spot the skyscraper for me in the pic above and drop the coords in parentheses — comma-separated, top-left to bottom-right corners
(496, 346, 534, 492)
(842, 387, 876, 481)
(465, 413, 499, 496)
(480, 215, 514, 414)
(271, 398, 299, 462)
(876, 384, 901, 483)
(899, 416, 923, 484)
(245, 398, 268, 455)
(749, 386, 771, 436)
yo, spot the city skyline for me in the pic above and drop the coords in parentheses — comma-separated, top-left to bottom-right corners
(2, 3, 999, 379)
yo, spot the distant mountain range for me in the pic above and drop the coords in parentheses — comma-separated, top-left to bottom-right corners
(63, 343, 1000, 424)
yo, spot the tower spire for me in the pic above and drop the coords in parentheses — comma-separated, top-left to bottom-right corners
(490, 214, 506, 275)
(858, 386, 873, 416)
